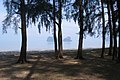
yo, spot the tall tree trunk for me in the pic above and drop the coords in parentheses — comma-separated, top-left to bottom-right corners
(117, 0, 120, 62)
(107, 0, 113, 56)
(17, 0, 27, 63)
(75, 0, 84, 59)
(101, 0, 105, 58)
(57, 0, 63, 58)
(53, 0, 58, 54)
(110, 0, 117, 60)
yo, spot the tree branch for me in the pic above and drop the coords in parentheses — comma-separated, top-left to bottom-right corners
(11, 1, 20, 5)
(45, 11, 59, 26)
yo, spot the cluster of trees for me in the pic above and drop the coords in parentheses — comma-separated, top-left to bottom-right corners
(2, 0, 120, 63)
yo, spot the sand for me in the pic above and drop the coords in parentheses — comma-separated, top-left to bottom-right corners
(0, 49, 120, 80)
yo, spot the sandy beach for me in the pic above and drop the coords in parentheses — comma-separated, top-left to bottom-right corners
(0, 49, 120, 80)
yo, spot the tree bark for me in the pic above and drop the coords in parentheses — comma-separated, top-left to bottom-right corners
(53, 0, 58, 54)
(101, 0, 105, 58)
(75, 0, 84, 59)
(110, 0, 117, 60)
(57, 0, 63, 59)
(17, 0, 27, 63)
(117, 0, 120, 62)
(107, 0, 113, 56)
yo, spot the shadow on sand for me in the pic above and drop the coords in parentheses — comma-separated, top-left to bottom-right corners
(0, 49, 120, 80)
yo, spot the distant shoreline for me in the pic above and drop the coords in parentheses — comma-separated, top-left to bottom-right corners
(0, 48, 104, 55)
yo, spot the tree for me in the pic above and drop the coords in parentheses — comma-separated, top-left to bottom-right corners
(52, 0, 71, 58)
(54, 0, 72, 58)
(57, 0, 63, 58)
(17, 0, 27, 63)
(27, 0, 64, 58)
(53, 0, 58, 54)
(3, 0, 29, 63)
(71, 0, 101, 59)
(107, 0, 113, 56)
(110, 0, 117, 60)
(117, 0, 120, 62)
(74, 0, 84, 59)
(101, 0, 106, 58)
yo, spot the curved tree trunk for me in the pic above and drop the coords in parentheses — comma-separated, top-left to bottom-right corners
(17, 0, 27, 63)
(107, 0, 113, 56)
(101, 0, 105, 58)
(75, 0, 84, 59)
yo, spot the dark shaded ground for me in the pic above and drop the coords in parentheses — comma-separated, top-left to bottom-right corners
(0, 49, 120, 80)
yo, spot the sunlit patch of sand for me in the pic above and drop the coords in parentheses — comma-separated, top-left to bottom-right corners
(13, 71, 30, 78)
(0, 67, 10, 71)
(0, 77, 9, 80)
(31, 73, 39, 78)
(12, 64, 32, 68)
(63, 60, 80, 64)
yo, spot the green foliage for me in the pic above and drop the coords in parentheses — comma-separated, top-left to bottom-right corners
(3, 0, 23, 33)
(3, 0, 118, 37)
(27, 0, 53, 33)
(70, 0, 102, 37)
(3, 0, 54, 33)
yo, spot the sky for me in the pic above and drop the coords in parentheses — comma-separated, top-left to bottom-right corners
(0, 1, 109, 52)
